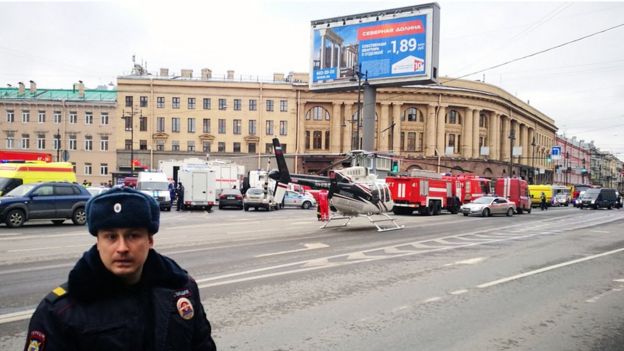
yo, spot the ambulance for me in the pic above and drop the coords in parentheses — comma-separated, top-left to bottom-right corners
(0, 162, 76, 196)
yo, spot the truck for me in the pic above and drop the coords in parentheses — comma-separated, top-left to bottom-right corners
(136, 171, 171, 211)
(177, 168, 216, 211)
(442, 174, 491, 204)
(494, 177, 531, 214)
(528, 184, 553, 207)
(159, 158, 244, 197)
(386, 169, 461, 216)
(0, 162, 76, 196)
(0, 150, 52, 162)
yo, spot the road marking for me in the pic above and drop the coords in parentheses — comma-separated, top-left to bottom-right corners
(477, 247, 624, 289)
(614, 279, 624, 283)
(0, 263, 73, 276)
(450, 289, 468, 295)
(0, 308, 35, 324)
(7, 243, 86, 253)
(255, 242, 329, 258)
(590, 230, 610, 233)
(455, 257, 487, 265)
(423, 297, 442, 303)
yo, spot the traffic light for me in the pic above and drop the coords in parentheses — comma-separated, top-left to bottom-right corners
(391, 160, 399, 173)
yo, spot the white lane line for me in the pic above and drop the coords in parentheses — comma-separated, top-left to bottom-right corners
(450, 289, 468, 295)
(423, 297, 442, 303)
(614, 279, 624, 283)
(255, 243, 329, 258)
(590, 230, 610, 234)
(8, 244, 86, 253)
(477, 247, 624, 289)
(0, 263, 73, 276)
(0, 309, 35, 324)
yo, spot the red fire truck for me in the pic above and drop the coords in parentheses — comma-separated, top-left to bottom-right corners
(494, 177, 531, 214)
(442, 174, 491, 204)
(0, 150, 52, 163)
(387, 170, 461, 216)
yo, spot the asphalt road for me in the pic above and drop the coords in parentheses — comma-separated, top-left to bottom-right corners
(1, 206, 624, 350)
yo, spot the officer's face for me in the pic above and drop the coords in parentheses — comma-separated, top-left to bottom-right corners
(96, 227, 153, 285)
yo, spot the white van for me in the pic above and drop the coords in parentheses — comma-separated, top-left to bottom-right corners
(136, 172, 171, 211)
(177, 168, 216, 211)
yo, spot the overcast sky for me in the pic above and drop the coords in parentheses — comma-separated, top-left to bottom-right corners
(1, 0, 623, 156)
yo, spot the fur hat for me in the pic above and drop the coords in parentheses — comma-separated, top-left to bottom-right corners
(86, 187, 160, 236)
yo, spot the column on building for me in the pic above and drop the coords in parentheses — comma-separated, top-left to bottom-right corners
(513, 121, 520, 165)
(472, 109, 480, 158)
(521, 124, 529, 166)
(436, 105, 447, 156)
(379, 103, 390, 152)
(392, 103, 402, 155)
(488, 112, 500, 160)
(343, 103, 354, 152)
(297, 101, 306, 154)
(500, 116, 510, 162)
(331, 102, 342, 153)
(528, 127, 535, 169)
(425, 104, 437, 157)
(462, 107, 474, 159)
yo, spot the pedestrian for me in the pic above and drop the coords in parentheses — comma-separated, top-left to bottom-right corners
(24, 187, 217, 351)
(168, 181, 177, 209)
(176, 182, 185, 211)
(540, 191, 547, 211)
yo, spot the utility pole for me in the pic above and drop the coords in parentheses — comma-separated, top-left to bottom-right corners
(508, 128, 515, 177)
(55, 128, 61, 162)
(531, 136, 536, 184)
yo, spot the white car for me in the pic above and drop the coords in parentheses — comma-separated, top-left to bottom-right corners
(86, 186, 109, 197)
(282, 190, 316, 209)
(460, 196, 516, 217)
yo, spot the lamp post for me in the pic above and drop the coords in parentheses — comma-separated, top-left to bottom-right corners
(582, 158, 586, 184)
(350, 64, 367, 150)
(508, 127, 515, 177)
(531, 136, 536, 184)
(55, 128, 61, 162)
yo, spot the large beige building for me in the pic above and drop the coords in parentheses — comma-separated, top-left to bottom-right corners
(0, 81, 117, 185)
(117, 68, 558, 182)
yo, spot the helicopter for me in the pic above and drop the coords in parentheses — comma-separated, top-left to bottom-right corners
(269, 138, 403, 232)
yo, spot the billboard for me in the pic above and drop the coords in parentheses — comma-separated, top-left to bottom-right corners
(310, 3, 440, 91)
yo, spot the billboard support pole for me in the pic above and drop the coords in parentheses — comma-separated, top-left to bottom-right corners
(362, 79, 376, 152)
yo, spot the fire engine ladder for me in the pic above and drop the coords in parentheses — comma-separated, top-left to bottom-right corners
(365, 213, 405, 232)
(320, 215, 353, 229)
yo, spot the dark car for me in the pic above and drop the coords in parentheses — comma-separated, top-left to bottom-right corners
(0, 182, 91, 227)
(578, 188, 619, 209)
(218, 188, 243, 210)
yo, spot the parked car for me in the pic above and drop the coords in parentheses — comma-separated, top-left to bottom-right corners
(0, 182, 91, 227)
(578, 188, 620, 209)
(460, 196, 516, 217)
(243, 188, 278, 211)
(218, 188, 243, 210)
(282, 190, 316, 209)
(86, 186, 109, 197)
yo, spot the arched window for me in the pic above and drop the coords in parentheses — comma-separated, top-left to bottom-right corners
(479, 112, 488, 128)
(403, 107, 424, 122)
(305, 106, 330, 121)
(446, 109, 460, 124)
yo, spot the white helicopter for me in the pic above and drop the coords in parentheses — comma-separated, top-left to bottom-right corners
(269, 138, 403, 232)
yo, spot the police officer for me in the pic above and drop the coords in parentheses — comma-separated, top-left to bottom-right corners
(176, 182, 185, 211)
(24, 187, 217, 351)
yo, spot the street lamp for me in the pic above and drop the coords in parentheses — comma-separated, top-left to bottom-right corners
(55, 128, 61, 162)
(531, 136, 536, 184)
(350, 63, 367, 150)
(582, 158, 586, 184)
(508, 127, 515, 177)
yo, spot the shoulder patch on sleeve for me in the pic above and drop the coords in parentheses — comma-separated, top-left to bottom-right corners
(44, 282, 68, 304)
(26, 330, 46, 351)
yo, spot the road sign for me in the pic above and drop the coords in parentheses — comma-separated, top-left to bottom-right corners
(551, 146, 561, 160)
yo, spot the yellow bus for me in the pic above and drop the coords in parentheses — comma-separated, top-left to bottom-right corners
(0, 162, 77, 195)
(528, 184, 553, 207)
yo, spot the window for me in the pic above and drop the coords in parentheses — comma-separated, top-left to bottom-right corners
(266, 99, 274, 112)
(37, 134, 45, 149)
(479, 113, 488, 128)
(71, 162, 76, 173)
(38, 111, 46, 123)
(33, 185, 54, 196)
(157, 117, 165, 132)
(84, 163, 92, 175)
(6, 135, 14, 149)
(446, 110, 460, 124)
(265, 143, 273, 154)
(187, 118, 196, 133)
(280, 100, 288, 112)
(100, 112, 108, 125)
(6, 110, 14, 123)
(69, 112, 77, 124)
(140, 96, 148, 108)
(446, 133, 461, 153)
(233, 119, 241, 135)
(84, 135, 93, 151)
(53, 135, 60, 151)
(123, 117, 132, 131)
(279, 121, 287, 136)
(313, 131, 322, 149)
(233, 142, 241, 153)
(305, 106, 330, 120)
(125, 96, 133, 107)
(22, 110, 30, 123)
(218, 98, 227, 110)
(69, 135, 77, 150)
(125, 139, 132, 150)
(187, 141, 195, 152)
(404, 107, 423, 122)
(139, 140, 147, 150)
(171, 140, 180, 151)
(218, 142, 225, 152)
(218, 119, 226, 134)
(157, 97, 165, 108)
(203, 98, 211, 110)
(156, 140, 165, 151)
(281, 144, 287, 153)
(305, 131, 310, 149)
(419, 132, 424, 151)
(100, 163, 108, 175)
(140, 116, 147, 131)
(248, 143, 256, 154)
(407, 132, 416, 151)
(479, 136, 488, 148)
(202, 141, 211, 152)
(188, 98, 196, 109)
(234, 99, 241, 111)
(172, 117, 180, 133)
(249, 120, 256, 135)
(100, 136, 109, 151)
(249, 99, 257, 111)
(202, 118, 210, 133)
(400, 132, 405, 151)
(325, 131, 330, 150)
(265, 120, 274, 135)
(172, 97, 180, 109)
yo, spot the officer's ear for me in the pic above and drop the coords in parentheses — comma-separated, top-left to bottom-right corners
(148, 234, 154, 248)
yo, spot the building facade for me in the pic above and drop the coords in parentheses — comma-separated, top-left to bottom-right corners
(553, 135, 591, 186)
(117, 69, 558, 182)
(0, 81, 117, 185)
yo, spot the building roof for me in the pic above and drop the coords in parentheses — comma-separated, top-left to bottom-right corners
(0, 87, 117, 103)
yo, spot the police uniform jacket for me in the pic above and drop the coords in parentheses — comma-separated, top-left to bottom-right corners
(25, 245, 217, 351)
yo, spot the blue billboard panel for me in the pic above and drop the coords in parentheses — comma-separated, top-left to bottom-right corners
(310, 4, 440, 91)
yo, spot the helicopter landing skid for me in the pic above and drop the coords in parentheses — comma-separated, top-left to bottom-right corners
(366, 213, 405, 232)
(320, 215, 352, 229)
